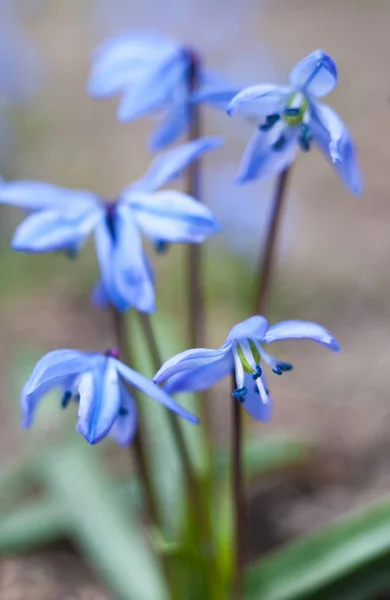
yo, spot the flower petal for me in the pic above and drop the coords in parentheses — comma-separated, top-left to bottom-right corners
(115, 359, 199, 423)
(94, 205, 155, 313)
(150, 100, 189, 152)
(128, 190, 220, 244)
(117, 52, 186, 122)
(227, 85, 289, 120)
(0, 181, 100, 212)
(236, 126, 298, 184)
(193, 85, 242, 110)
(87, 30, 178, 98)
(77, 358, 121, 444)
(264, 320, 340, 351)
(12, 209, 101, 253)
(310, 102, 362, 195)
(241, 372, 272, 422)
(289, 50, 338, 97)
(153, 346, 231, 384)
(109, 382, 138, 446)
(20, 379, 56, 429)
(25, 350, 95, 395)
(163, 351, 233, 394)
(225, 316, 269, 345)
(129, 137, 223, 193)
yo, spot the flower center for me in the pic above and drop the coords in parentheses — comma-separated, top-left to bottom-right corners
(105, 347, 120, 358)
(282, 92, 308, 126)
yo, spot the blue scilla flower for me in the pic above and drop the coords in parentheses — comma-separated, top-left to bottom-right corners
(154, 316, 339, 422)
(22, 347, 198, 445)
(203, 50, 362, 194)
(88, 30, 212, 151)
(0, 137, 221, 312)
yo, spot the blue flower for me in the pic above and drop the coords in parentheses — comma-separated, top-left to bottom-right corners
(154, 316, 340, 422)
(209, 50, 362, 194)
(0, 137, 221, 312)
(87, 30, 214, 151)
(21, 347, 198, 445)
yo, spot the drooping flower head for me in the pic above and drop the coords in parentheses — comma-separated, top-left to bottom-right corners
(198, 50, 362, 195)
(22, 347, 198, 445)
(154, 316, 340, 421)
(88, 30, 209, 151)
(0, 137, 221, 313)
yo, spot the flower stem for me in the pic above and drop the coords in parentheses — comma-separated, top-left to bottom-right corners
(231, 373, 244, 599)
(110, 308, 159, 527)
(255, 167, 292, 315)
(186, 49, 214, 451)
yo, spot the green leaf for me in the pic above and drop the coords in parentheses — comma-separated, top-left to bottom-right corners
(216, 435, 310, 480)
(39, 439, 168, 600)
(245, 496, 390, 600)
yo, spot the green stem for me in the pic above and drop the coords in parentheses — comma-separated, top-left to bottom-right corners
(255, 167, 292, 315)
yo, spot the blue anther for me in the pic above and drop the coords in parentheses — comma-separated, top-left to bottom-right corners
(272, 366, 283, 375)
(252, 365, 263, 380)
(259, 113, 280, 131)
(284, 107, 300, 117)
(272, 135, 286, 152)
(298, 123, 313, 152)
(61, 390, 72, 409)
(155, 240, 168, 254)
(278, 362, 293, 372)
(232, 386, 248, 403)
(119, 406, 128, 416)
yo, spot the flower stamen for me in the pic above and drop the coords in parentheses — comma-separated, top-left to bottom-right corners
(232, 386, 248, 402)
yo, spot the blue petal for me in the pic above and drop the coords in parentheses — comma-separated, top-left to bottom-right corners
(225, 316, 269, 345)
(227, 85, 288, 119)
(264, 320, 340, 351)
(87, 30, 178, 98)
(163, 351, 233, 394)
(117, 52, 186, 122)
(236, 126, 298, 184)
(154, 346, 231, 384)
(241, 372, 272, 422)
(20, 379, 56, 429)
(192, 86, 242, 110)
(114, 359, 199, 424)
(289, 50, 338, 98)
(77, 357, 121, 444)
(130, 137, 223, 192)
(0, 181, 100, 212)
(94, 205, 155, 313)
(109, 381, 138, 446)
(149, 93, 189, 151)
(310, 102, 363, 195)
(24, 350, 95, 395)
(128, 190, 221, 244)
(11, 209, 101, 253)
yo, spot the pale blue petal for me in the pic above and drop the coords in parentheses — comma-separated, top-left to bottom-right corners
(237, 126, 298, 184)
(227, 85, 289, 120)
(20, 379, 56, 429)
(0, 181, 100, 212)
(241, 372, 272, 422)
(128, 190, 220, 244)
(129, 137, 223, 193)
(12, 209, 101, 253)
(163, 351, 233, 394)
(91, 279, 109, 309)
(264, 320, 340, 351)
(310, 101, 363, 195)
(24, 349, 93, 396)
(153, 346, 231, 384)
(192, 86, 241, 110)
(225, 316, 269, 345)
(77, 358, 121, 444)
(94, 206, 155, 313)
(114, 359, 198, 423)
(109, 382, 138, 446)
(117, 53, 186, 122)
(289, 50, 338, 98)
(87, 30, 178, 98)
(150, 98, 189, 151)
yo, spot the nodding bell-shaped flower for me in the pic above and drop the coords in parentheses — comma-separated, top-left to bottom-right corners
(0, 138, 221, 313)
(204, 50, 362, 194)
(154, 316, 340, 422)
(21, 347, 198, 445)
(88, 30, 211, 151)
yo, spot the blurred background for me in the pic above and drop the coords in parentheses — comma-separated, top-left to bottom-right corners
(0, 0, 389, 598)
